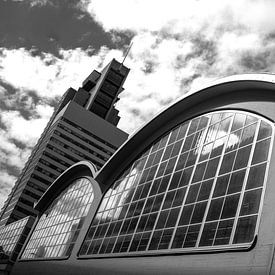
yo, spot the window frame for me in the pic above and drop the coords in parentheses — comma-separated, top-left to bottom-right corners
(20, 176, 94, 261)
(77, 110, 274, 259)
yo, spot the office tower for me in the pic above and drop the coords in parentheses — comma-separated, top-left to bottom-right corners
(0, 59, 129, 226)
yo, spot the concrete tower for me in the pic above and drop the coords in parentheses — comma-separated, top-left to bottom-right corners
(0, 59, 129, 225)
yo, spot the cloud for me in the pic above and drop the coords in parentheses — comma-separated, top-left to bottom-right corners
(0, 171, 16, 208)
(1, 108, 51, 145)
(83, 0, 275, 35)
(77, 0, 275, 134)
(0, 48, 95, 98)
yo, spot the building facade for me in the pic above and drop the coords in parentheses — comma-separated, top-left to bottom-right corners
(0, 59, 129, 226)
(9, 74, 275, 274)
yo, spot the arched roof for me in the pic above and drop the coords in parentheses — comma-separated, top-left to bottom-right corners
(95, 74, 275, 190)
(35, 161, 97, 212)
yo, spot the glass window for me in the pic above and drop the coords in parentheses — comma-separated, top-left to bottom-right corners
(21, 178, 94, 259)
(79, 111, 273, 257)
(0, 217, 34, 260)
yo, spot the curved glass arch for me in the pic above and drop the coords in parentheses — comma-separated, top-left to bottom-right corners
(21, 177, 94, 259)
(79, 110, 273, 257)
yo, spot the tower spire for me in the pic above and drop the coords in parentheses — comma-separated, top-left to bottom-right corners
(119, 41, 133, 70)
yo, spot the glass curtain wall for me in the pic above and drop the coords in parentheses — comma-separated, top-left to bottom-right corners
(21, 178, 94, 259)
(79, 111, 273, 257)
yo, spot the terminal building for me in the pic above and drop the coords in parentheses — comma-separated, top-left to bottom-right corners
(2, 74, 275, 274)
(0, 59, 129, 226)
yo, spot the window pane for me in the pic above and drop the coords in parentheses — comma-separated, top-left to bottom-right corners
(204, 157, 220, 179)
(213, 175, 230, 197)
(179, 205, 194, 225)
(240, 189, 262, 216)
(186, 183, 200, 204)
(172, 226, 187, 248)
(178, 123, 189, 140)
(227, 169, 246, 194)
(197, 180, 213, 201)
(214, 219, 234, 245)
(211, 137, 226, 158)
(166, 207, 181, 228)
(233, 145, 252, 170)
(252, 138, 271, 164)
(221, 194, 240, 219)
(239, 123, 257, 147)
(148, 230, 162, 250)
(182, 135, 194, 153)
(231, 114, 246, 132)
(200, 143, 213, 162)
(217, 117, 231, 138)
(175, 152, 188, 171)
(188, 118, 200, 135)
(246, 163, 266, 190)
(168, 128, 180, 144)
(162, 191, 176, 210)
(219, 151, 236, 175)
(183, 225, 201, 248)
(198, 116, 209, 130)
(200, 222, 217, 246)
(192, 162, 207, 183)
(257, 121, 272, 140)
(226, 129, 242, 152)
(207, 198, 224, 221)
(172, 187, 187, 207)
(245, 115, 257, 126)
(233, 216, 257, 244)
(191, 202, 207, 224)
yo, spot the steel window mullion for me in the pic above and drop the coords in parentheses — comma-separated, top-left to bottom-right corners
(195, 113, 235, 247)
(115, 145, 156, 253)
(228, 118, 261, 245)
(166, 118, 209, 250)
(140, 122, 190, 252)
(99, 144, 155, 255)
(126, 132, 171, 253)
(79, 111, 274, 258)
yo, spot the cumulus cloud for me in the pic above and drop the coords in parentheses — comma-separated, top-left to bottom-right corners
(83, 0, 275, 34)
(0, 47, 121, 98)
(1, 109, 50, 145)
(78, 0, 275, 133)
(0, 171, 16, 207)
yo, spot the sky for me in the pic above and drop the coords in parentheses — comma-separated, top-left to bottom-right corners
(1, 0, 275, 209)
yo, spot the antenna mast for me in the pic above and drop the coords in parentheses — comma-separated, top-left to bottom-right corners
(119, 41, 133, 70)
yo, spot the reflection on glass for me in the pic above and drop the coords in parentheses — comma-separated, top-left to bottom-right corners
(21, 178, 94, 259)
(80, 111, 272, 257)
(0, 217, 32, 259)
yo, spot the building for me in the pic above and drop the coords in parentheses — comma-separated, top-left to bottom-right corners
(5, 74, 275, 274)
(0, 59, 129, 226)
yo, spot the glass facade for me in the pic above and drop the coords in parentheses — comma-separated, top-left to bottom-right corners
(0, 217, 34, 261)
(79, 111, 273, 257)
(21, 178, 94, 259)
